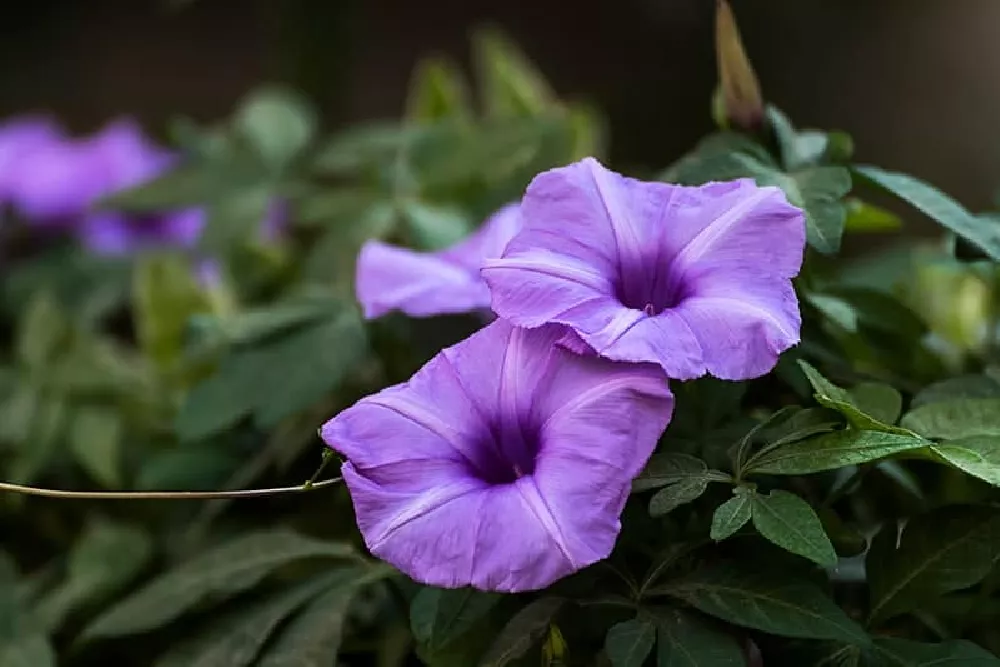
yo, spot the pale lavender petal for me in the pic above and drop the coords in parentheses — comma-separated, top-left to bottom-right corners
(321, 319, 673, 592)
(484, 157, 805, 380)
(356, 204, 521, 319)
(0, 116, 63, 200)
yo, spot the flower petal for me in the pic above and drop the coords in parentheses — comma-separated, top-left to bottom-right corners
(355, 240, 490, 319)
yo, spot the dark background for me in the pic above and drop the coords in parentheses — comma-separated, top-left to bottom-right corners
(2, 0, 998, 210)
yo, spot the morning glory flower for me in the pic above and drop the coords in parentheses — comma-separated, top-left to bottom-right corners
(320, 318, 673, 592)
(355, 203, 521, 319)
(0, 116, 62, 201)
(482, 157, 805, 381)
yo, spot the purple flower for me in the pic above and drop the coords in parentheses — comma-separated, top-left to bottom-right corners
(482, 158, 805, 381)
(320, 319, 673, 592)
(0, 116, 63, 201)
(355, 203, 522, 319)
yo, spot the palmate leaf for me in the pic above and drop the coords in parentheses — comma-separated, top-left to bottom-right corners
(81, 529, 359, 640)
(652, 565, 869, 645)
(866, 506, 1000, 624)
(479, 597, 564, 667)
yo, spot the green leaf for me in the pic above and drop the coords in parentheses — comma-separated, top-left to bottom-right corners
(35, 518, 152, 631)
(400, 200, 473, 251)
(174, 347, 271, 441)
(797, 361, 914, 434)
(479, 597, 564, 667)
(82, 529, 358, 639)
(912, 374, 1000, 408)
(201, 298, 337, 347)
(133, 254, 208, 371)
(806, 292, 859, 332)
(650, 607, 744, 666)
(872, 638, 1000, 666)
(406, 57, 471, 123)
(235, 86, 317, 169)
(748, 430, 928, 476)
(656, 565, 868, 644)
(473, 28, 554, 117)
(16, 292, 68, 370)
(900, 399, 1000, 440)
(257, 564, 395, 667)
(710, 489, 753, 541)
(780, 166, 852, 254)
(843, 198, 902, 233)
(410, 588, 502, 653)
(855, 165, 1000, 262)
(68, 408, 123, 487)
(634, 453, 710, 492)
(751, 490, 837, 567)
(156, 572, 339, 667)
(930, 436, 1000, 486)
(198, 187, 274, 253)
(649, 479, 710, 518)
(867, 506, 1000, 624)
(849, 383, 902, 425)
(604, 618, 656, 667)
(0, 554, 56, 667)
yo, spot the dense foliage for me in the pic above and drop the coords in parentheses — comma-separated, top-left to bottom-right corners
(3, 10, 1000, 667)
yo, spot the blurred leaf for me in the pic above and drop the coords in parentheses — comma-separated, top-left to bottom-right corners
(35, 519, 151, 631)
(68, 408, 123, 487)
(473, 28, 554, 118)
(199, 298, 337, 347)
(480, 597, 564, 667)
(900, 399, 1000, 440)
(198, 188, 273, 253)
(136, 443, 241, 490)
(82, 529, 358, 639)
(407, 57, 472, 123)
(257, 564, 395, 667)
(930, 436, 1000, 487)
(855, 166, 1000, 261)
(650, 607, 744, 666)
(133, 254, 208, 371)
(807, 293, 859, 332)
(843, 198, 902, 233)
(410, 588, 501, 653)
(235, 86, 317, 170)
(872, 638, 1000, 665)
(710, 488, 753, 541)
(655, 565, 869, 644)
(400, 200, 473, 251)
(867, 506, 1000, 624)
(912, 374, 1000, 408)
(16, 292, 67, 371)
(9, 397, 68, 484)
(751, 490, 837, 567)
(604, 617, 655, 667)
(0, 554, 56, 667)
(715, 0, 763, 129)
(747, 430, 927, 476)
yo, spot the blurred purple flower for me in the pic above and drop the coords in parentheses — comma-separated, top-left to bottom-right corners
(0, 116, 63, 201)
(482, 157, 806, 381)
(355, 203, 521, 319)
(321, 319, 673, 592)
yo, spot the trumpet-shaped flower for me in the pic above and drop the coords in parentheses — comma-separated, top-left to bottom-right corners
(482, 157, 805, 380)
(355, 203, 521, 319)
(320, 319, 673, 592)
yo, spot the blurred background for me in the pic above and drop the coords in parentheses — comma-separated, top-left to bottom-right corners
(2, 0, 998, 212)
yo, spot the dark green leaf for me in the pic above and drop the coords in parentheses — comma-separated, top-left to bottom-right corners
(912, 375, 1000, 408)
(410, 588, 502, 652)
(657, 565, 868, 644)
(198, 188, 274, 252)
(68, 408, 123, 487)
(0, 554, 56, 667)
(782, 166, 852, 254)
(35, 519, 152, 631)
(16, 292, 68, 370)
(849, 384, 902, 426)
(710, 489, 753, 541)
(855, 166, 1000, 262)
(748, 430, 928, 476)
(649, 479, 710, 518)
(257, 564, 395, 667)
(867, 506, 1000, 623)
(201, 298, 336, 347)
(604, 618, 656, 667)
(797, 361, 914, 435)
(634, 453, 709, 492)
(82, 529, 358, 639)
(650, 607, 744, 666)
(900, 399, 1000, 440)
(174, 347, 272, 441)
(479, 597, 564, 667)
(930, 436, 1000, 487)
(751, 490, 837, 567)
(872, 638, 1000, 666)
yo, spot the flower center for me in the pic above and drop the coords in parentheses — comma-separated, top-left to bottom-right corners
(468, 420, 541, 486)
(614, 261, 686, 316)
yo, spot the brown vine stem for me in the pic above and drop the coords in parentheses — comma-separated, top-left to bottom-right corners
(0, 477, 342, 500)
